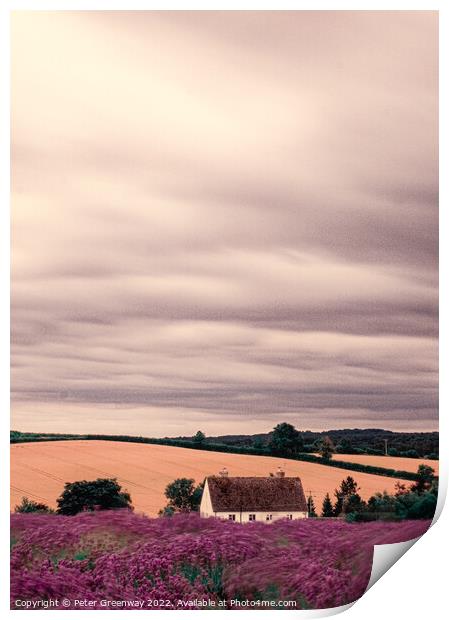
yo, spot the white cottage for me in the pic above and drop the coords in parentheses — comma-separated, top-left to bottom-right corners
(200, 467, 308, 523)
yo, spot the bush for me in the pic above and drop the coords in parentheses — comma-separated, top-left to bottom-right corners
(366, 448, 383, 456)
(396, 491, 437, 520)
(404, 449, 419, 458)
(346, 512, 401, 523)
(347, 469, 438, 522)
(407, 493, 437, 519)
(367, 491, 396, 515)
(14, 497, 54, 514)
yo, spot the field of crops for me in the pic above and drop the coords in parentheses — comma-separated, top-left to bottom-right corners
(313, 453, 439, 475)
(10, 440, 424, 515)
(10, 510, 430, 610)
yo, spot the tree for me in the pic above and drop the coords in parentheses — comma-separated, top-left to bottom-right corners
(56, 478, 132, 515)
(193, 430, 206, 446)
(345, 493, 366, 514)
(319, 436, 335, 461)
(405, 449, 419, 458)
(410, 465, 435, 495)
(307, 494, 317, 517)
(406, 493, 437, 519)
(395, 491, 437, 519)
(14, 497, 54, 514)
(252, 437, 266, 451)
(321, 493, 334, 517)
(393, 476, 438, 520)
(394, 481, 409, 497)
(334, 476, 360, 516)
(162, 478, 203, 514)
(367, 491, 397, 514)
(337, 437, 353, 454)
(429, 478, 439, 496)
(268, 422, 303, 456)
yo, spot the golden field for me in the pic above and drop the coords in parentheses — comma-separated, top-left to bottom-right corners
(313, 453, 439, 475)
(10, 440, 434, 516)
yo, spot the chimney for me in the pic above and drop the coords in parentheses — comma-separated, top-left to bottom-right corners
(219, 467, 229, 477)
(275, 466, 285, 478)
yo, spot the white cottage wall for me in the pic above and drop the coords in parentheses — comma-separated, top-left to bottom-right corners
(214, 511, 308, 523)
(199, 479, 214, 518)
(199, 476, 309, 522)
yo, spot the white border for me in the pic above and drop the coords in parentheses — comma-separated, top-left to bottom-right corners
(2, 2, 445, 619)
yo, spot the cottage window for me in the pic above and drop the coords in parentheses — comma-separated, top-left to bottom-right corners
(266, 514, 272, 521)
(228, 514, 236, 521)
(249, 514, 256, 521)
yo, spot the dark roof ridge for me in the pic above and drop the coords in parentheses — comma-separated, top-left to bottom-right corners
(206, 475, 308, 512)
(206, 475, 306, 483)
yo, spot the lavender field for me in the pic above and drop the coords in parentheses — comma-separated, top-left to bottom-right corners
(11, 511, 430, 610)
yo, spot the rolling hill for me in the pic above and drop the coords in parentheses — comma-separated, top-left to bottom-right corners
(10, 440, 434, 515)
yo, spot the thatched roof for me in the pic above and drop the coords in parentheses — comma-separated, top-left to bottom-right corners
(206, 476, 307, 512)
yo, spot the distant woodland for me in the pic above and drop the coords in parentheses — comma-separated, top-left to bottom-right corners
(201, 428, 439, 459)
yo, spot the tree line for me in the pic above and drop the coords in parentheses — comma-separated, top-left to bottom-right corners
(158, 463, 437, 521)
(15, 462, 437, 523)
(10, 425, 439, 483)
(310, 464, 437, 521)
(11, 425, 438, 459)
(190, 424, 439, 459)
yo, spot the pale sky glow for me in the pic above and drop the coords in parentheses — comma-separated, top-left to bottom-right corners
(11, 11, 438, 435)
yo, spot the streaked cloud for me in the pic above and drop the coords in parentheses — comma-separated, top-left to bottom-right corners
(11, 11, 438, 434)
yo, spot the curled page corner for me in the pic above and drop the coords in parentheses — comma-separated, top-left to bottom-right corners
(319, 539, 420, 619)
(366, 536, 420, 592)
(316, 601, 356, 618)
(433, 480, 447, 523)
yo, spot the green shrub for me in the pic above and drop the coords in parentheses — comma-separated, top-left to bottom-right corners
(396, 491, 437, 520)
(14, 497, 54, 514)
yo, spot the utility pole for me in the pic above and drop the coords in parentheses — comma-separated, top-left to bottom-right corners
(307, 489, 317, 517)
(384, 439, 388, 456)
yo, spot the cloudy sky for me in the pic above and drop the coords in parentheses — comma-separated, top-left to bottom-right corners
(11, 11, 438, 436)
